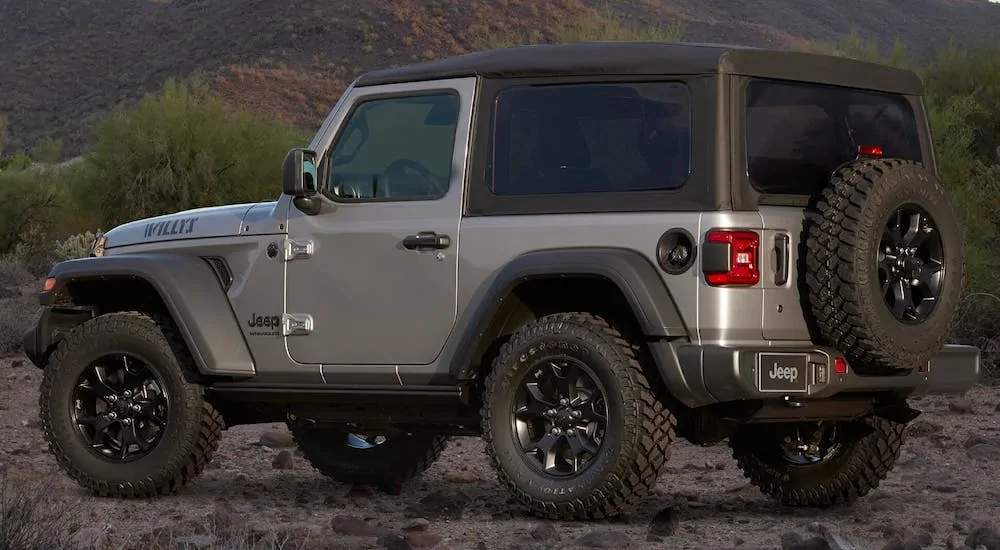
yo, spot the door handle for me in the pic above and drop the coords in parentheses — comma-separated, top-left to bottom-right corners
(402, 231, 451, 250)
(774, 233, 790, 286)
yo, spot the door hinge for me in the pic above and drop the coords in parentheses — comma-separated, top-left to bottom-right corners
(282, 313, 314, 336)
(284, 238, 314, 261)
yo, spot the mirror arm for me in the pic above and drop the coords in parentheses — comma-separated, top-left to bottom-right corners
(293, 196, 323, 216)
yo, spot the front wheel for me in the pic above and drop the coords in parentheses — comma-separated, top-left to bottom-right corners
(728, 416, 905, 507)
(38, 311, 224, 498)
(481, 312, 676, 520)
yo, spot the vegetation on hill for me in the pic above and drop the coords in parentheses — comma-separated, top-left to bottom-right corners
(1, 0, 998, 158)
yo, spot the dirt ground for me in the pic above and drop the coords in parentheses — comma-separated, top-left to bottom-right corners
(2, 354, 1000, 550)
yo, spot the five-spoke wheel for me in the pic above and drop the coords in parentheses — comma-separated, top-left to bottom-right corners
(878, 204, 945, 324)
(513, 359, 607, 477)
(39, 311, 223, 498)
(482, 312, 676, 520)
(72, 354, 170, 462)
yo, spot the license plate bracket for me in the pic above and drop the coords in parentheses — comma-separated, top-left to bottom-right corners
(757, 353, 810, 393)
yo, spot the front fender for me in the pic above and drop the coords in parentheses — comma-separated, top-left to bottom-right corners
(26, 253, 256, 377)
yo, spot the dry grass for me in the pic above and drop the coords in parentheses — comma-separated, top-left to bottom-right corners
(0, 255, 39, 355)
(0, 467, 349, 550)
(0, 471, 79, 550)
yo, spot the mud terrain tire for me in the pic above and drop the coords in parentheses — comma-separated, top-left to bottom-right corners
(728, 416, 905, 507)
(805, 158, 965, 373)
(38, 311, 223, 498)
(481, 312, 676, 521)
(291, 426, 447, 488)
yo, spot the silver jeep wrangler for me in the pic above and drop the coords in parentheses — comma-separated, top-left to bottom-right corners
(25, 42, 979, 520)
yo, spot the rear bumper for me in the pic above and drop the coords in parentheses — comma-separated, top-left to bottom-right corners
(652, 341, 981, 408)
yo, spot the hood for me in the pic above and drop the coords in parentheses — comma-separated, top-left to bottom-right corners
(103, 202, 261, 249)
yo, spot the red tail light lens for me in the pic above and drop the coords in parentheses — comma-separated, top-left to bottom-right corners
(834, 357, 848, 375)
(857, 145, 883, 158)
(705, 230, 760, 286)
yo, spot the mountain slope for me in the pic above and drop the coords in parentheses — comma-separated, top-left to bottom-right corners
(0, 0, 997, 157)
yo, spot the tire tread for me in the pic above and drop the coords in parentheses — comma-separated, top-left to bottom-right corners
(480, 312, 676, 521)
(38, 311, 223, 498)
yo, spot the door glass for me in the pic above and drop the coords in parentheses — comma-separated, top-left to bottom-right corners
(326, 92, 460, 201)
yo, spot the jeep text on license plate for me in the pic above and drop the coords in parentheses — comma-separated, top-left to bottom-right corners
(757, 353, 809, 393)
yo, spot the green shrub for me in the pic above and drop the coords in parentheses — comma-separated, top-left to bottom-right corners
(0, 168, 60, 256)
(75, 74, 309, 229)
(32, 137, 63, 164)
(0, 151, 32, 172)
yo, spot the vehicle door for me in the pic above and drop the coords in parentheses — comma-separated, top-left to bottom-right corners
(283, 77, 476, 369)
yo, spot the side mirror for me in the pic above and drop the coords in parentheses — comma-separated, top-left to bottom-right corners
(282, 148, 318, 198)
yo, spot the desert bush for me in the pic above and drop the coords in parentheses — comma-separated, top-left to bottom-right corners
(0, 254, 39, 354)
(32, 137, 64, 164)
(949, 292, 1000, 380)
(0, 292, 36, 355)
(553, 3, 684, 44)
(0, 254, 32, 290)
(0, 151, 32, 172)
(74, 73, 308, 229)
(0, 471, 79, 549)
(465, 1, 684, 51)
(54, 230, 99, 262)
(0, 163, 63, 257)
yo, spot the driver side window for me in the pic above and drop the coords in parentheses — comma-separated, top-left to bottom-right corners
(325, 92, 460, 201)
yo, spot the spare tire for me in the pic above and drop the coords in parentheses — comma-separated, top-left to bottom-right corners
(804, 158, 965, 373)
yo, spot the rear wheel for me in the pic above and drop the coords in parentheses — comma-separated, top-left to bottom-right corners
(38, 312, 223, 498)
(291, 426, 447, 489)
(481, 312, 676, 520)
(805, 158, 965, 373)
(728, 416, 905, 507)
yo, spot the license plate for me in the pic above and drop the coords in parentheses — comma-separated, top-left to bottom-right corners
(758, 353, 809, 393)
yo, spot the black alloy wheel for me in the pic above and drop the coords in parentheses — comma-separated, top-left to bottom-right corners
(729, 416, 905, 508)
(71, 353, 170, 462)
(804, 158, 966, 372)
(878, 203, 945, 324)
(511, 358, 608, 478)
(481, 312, 676, 520)
(40, 311, 223, 498)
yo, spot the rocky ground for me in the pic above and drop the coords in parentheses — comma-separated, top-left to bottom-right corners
(2, 354, 1000, 550)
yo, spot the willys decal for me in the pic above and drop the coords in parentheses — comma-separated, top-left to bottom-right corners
(144, 217, 199, 239)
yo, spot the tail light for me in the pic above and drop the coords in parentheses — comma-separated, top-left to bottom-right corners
(857, 145, 883, 159)
(834, 357, 848, 375)
(704, 229, 760, 286)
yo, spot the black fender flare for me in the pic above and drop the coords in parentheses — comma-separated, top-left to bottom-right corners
(25, 253, 256, 377)
(448, 247, 690, 381)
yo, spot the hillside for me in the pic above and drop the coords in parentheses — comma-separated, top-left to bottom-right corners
(1, 0, 998, 157)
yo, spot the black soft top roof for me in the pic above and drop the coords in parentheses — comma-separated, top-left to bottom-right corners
(355, 41, 923, 96)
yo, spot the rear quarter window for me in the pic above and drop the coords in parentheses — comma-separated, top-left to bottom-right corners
(745, 80, 923, 196)
(490, 81, 692, 196)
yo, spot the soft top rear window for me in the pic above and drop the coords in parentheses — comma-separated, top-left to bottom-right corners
(746, 79, 923, 196)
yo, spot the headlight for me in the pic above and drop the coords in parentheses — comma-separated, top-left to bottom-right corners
(89, 232, 107, 257)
